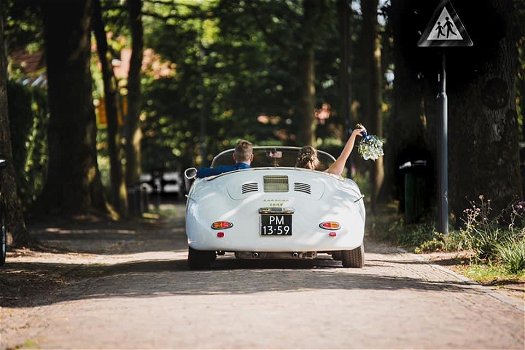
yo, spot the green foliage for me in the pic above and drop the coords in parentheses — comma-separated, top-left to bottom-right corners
(413, 197, 525, 274)
(496, 238, 525, 274)
(369, 214, 437, 250)
(139, 0, 346, 170)
(395, 222, 435, 248)
(2, 0, 43, 54)
(415, 231, 470, 254)
(459, 263, 525, 284)
(7, 81, 49, 209)
(460, 196, 524, 262)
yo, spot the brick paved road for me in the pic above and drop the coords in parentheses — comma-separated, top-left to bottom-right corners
(1, 204, 523, 349)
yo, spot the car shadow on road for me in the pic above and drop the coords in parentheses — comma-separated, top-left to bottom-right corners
(1, 254, 479, 309)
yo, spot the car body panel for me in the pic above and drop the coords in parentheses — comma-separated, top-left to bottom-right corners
(185, 152, 365, 255)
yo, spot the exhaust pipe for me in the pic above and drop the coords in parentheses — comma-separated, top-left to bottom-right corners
(292, 252, 299, 258)
(252, 252, 259, 258)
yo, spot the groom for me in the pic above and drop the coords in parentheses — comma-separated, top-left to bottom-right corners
(196, 140, 253, 178)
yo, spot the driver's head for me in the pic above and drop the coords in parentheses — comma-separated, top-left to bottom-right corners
(296, 146, 319, 170)
(233, 139, 254, 164)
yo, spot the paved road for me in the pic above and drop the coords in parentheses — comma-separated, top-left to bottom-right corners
(1, 203, 524, 349)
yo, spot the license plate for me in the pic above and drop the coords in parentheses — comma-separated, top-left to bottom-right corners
(260, 214, 292, 236)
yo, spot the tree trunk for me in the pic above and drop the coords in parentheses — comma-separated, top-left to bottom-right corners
(449, 0, 522, 218)
(39, 0, 107, 216)
(388, 0, 521, 223)
(92, 0, 128, 215)
(338, 0, 354, 176)
(387, 0, 436, 219)
(124, 0, 144, 187)
(296, 0, 318, 147)
(297, 47, 316, 146)
(361, 0, 384, 213)
(0, 13, 31, 246)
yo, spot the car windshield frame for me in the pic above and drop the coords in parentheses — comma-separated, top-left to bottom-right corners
(211, 146, 336, 171)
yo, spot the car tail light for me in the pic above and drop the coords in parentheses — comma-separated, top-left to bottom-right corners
(217, 232, 225, 238)
(328, 232, 337, 237)
(211, 221, 233, 230)
(319, 221, 340, 230)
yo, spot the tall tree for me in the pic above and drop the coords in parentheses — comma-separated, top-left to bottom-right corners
(386, 0, 437, 219)
(39, 0, 107, 215)
(0, 10, 31, 246)
(387, 0, 522, 224)
(92, 0, 127, 215)
(296, 0, 317, 146)
(338, 0, 354, 176)
(124, 0, 144, 187)
(361, 0, 384, 213)
(448, 0, 522, 217)
(296, 0, 331, 146)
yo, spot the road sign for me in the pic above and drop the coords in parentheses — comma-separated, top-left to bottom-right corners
(418, 0, 472, 47)
(417, 0, 473, 234)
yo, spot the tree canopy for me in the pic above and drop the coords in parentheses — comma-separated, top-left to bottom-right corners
(1, 0, 524, 246)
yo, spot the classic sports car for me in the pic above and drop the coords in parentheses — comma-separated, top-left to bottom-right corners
(184, 146, 365, 269)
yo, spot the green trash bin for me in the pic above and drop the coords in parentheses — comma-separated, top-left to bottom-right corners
(399, 160, 428, 223)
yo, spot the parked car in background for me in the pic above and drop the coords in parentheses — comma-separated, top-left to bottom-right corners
(140, 168, 184, 198)
(184, 146, 366, 269)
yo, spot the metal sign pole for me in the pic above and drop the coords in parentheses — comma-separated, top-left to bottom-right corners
(418, 0, 472, 234)
(437, 50, 448, 234)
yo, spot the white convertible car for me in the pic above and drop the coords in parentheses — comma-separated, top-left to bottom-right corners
(184, 146, 365, 269)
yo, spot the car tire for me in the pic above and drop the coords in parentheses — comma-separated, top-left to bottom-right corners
(1, 206, 6, 266)
(341, 243, 364, 268)
(188, 246, 215, 270)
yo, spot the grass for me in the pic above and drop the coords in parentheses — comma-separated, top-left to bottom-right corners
(454, 263, 525, 285)
(12, 339, 40, 349)
(367, 201, 525, 286)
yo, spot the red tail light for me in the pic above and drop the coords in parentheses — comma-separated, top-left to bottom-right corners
(319, 221, 340, 230)
(211, 221, 233, 230)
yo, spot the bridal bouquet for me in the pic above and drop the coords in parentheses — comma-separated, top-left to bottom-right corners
(356, 124, 384, 161)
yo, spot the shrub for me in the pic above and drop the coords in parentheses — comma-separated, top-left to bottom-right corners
(415, 237, 444, 253)
(415, 230, 469, 253)
(396, 222, 435, 249)
(496, 239, 525, 274)
(461, 195, 523, 262)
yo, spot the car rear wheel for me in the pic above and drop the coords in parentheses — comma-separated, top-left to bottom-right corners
(341, 243, 364, 268)
(1, 206, 6, 266)
(188, 246, 215, 270)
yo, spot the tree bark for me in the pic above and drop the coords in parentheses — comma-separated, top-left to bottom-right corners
(92, 0, 128, 215)
(449, 0, 522, 218)
(0, 13, 31, 246)
(296, 0, 318, 147)
(388, 0, 522, 223)
(387, 0, 436, 218)
(338, 0, 354, 176)
(361, 0, 384, 213)
(39, 0, 107, 216)
(124, 0, 144, 187)
(297, 47, 316, 147)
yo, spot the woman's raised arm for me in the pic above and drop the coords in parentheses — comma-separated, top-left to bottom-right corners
(325, 126, 366, 176)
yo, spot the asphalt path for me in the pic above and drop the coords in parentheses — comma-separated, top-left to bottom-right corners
(0, 203, 524, 349)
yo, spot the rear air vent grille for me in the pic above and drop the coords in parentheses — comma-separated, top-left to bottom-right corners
(242, 182, 259, 194)
(294, 182, 311, 194)
(263, 175, 289, 192)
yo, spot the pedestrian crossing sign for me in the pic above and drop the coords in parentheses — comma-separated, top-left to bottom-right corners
(418, 0, 473, 47)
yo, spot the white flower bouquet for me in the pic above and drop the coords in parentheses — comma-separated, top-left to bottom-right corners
(356, 125, 384, 161)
